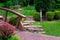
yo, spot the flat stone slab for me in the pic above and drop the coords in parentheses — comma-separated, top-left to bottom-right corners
(24, 26, 42, 28)
(24, 26, 44, 33)
(17, 31, 60, 40)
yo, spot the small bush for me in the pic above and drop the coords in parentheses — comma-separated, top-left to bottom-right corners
(0, 3, 4, 7)
(22, 6, 35, 10)
(20, 10, 36, 16)
(54, 11, 60, 20)
(9, 17, 25, 26)
(46, 12, 55, 21)
(8, 35, 20, 40)
(33, 12, 40, 21)
(9, 17, 18, 26)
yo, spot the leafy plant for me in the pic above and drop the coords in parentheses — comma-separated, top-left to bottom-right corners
(3, 1, 12, 8)
(8, 35, 20, 40)
(33, 12, 40, 21)
(35, 0, 55, 12)
(46, 11, 55, 21)
(54, 11, 60, 20)
(9, 16, 25, 26)
(9, 17, 18, 26)
(0, 3, 4, 7)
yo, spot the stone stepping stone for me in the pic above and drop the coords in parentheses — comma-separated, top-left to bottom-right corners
(22, 23, 30, 26)
(24, 26, 45, 33)
(23, 21, 35, 23)
(24, 26, 42, 28)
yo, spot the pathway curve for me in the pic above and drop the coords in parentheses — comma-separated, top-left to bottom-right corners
(16, 31, 60, 40)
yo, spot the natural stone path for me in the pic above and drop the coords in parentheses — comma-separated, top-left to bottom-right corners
(16, 31, 60, 40)
(22, 16, 45, 34)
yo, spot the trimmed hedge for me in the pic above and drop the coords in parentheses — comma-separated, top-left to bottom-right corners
(46, 12, 55, 21)
(33, 11, 60, 21)
(33, 12, 40, 21)
(54, 11, 60, 20)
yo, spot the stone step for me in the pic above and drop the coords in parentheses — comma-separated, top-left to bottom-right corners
(24, 26, 44, 32)
(24, 25, 45, 34)
(24, 28, 45, 34)
(37, 31, 45, 34)
(23, 16, 45, 34)
(25, 16, 35, 21)
(22, 23, 30, 25)
(24, 25, 42, 28)
(22, 23, 30, 26)
(27, 29, 44, 31)
(26, 16, 33, 19)
(23, 21, 35, 23)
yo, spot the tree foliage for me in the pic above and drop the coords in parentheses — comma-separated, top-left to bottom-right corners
(35, 0, 55, 12)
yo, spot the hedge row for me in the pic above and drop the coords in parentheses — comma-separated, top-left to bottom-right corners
(33, 11, 60, 21)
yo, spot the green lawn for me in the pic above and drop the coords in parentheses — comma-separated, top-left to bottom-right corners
(33, 20, 60, 37)
(18, 6, 36, 16)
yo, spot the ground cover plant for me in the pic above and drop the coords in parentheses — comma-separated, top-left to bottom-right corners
(8, 35, 20, 40)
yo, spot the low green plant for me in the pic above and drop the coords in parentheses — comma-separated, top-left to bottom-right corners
(54, 11, 60, 20)
(9, 17, 25, 26)
(9, 17, 18, 26)
(0, 3, 4, 7)
(33, 12, 40, 21)
(22, 6, 35, 10)
(20, 10, 36, 16)
(46, 11, 55, 21)
(8, 35, 20, 40)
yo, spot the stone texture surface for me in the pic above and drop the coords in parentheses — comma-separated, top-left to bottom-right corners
(17, 31, 60, 40)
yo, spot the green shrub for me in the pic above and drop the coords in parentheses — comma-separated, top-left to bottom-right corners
(46, 12, 55, 21)
(22, 6, 35, 10)
(8, 35, 20, 40)
(54, 11, 60, 20)
(0, 3, 4, 7)
(20, 10, 36, 16)
(33, 12, 40, 21)
(3, 1, 12, 8)
(9, 17, 18, 26)
(9, 17, 25, 26)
